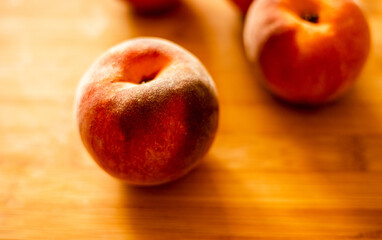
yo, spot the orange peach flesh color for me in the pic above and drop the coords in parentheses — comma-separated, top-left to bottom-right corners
(244, 0, 370, 104)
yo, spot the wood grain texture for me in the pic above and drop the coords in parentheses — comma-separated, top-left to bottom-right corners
(1, 0, 382, 239)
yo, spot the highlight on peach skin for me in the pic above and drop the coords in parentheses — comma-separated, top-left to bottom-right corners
(125, 0, 180, 14)
(243, 0, 371, 105)
(74, 37, 219, 186)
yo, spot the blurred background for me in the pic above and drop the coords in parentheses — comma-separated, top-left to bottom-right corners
(1, 0, 382, 239)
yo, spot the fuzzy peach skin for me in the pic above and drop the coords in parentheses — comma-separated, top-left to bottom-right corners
(74, 38, 219, 186)
(243, 0, 370, 105)
(126, 0, 180, 14)
(230, 0, 254, 14)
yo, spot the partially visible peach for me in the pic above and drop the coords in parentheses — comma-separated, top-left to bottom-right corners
(74, 37, 219, 186)
(229, 0, 254, 14)
(126, 0, 180, 14)
(243, 0, 370, 105)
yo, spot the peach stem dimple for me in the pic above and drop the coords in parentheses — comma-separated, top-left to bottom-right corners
(140, 71, 159, 84)
(302, 13, 319, 23)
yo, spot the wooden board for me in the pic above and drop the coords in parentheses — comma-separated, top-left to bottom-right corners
(1, 0, 382, 239)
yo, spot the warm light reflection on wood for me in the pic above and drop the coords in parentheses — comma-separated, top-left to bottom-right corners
(0, 0, 382, 239)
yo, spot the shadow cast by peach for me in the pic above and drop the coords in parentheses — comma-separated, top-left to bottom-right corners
(118, 157, 233, 239)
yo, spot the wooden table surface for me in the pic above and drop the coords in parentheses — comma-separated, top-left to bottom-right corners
(1, 0, 382, 239)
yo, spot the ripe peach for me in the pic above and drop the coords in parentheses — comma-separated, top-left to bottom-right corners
(243, 0, 370, 105)
(126, 0, 180, 14)
(75, 38, 219, 185)
(229, 0, 253, 14)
